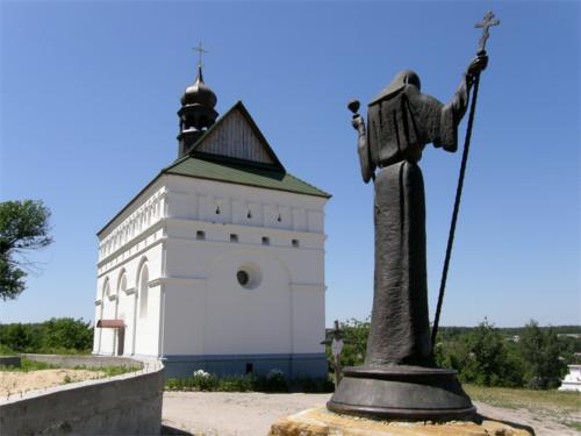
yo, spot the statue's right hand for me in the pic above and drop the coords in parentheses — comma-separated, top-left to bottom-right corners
(352, 115, 363, 131)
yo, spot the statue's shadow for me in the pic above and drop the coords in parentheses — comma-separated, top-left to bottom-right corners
(474, 414, 536, 435)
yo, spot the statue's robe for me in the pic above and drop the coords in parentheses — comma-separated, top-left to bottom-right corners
(360, 71, 468, 367)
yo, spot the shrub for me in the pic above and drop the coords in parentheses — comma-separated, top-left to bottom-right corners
(258, 368, 288, 393)
(218, 374, 256, 392)
(191, 369, 219, 391)
(165, 378, 183, 391)
(295, 376, 335, 393)
(164, 369, 292, 393)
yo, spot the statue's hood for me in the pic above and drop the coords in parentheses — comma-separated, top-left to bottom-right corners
(369, 70, 421, 106)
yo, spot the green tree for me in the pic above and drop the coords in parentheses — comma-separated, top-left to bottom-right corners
(338, 318, 370, 367)
(0, 322, 43, 352)
(434, 332, 471, 371)
(519, 320, 567, 389)
(0, 200, 53, 300)
(460, 318, 523, 387)
(559, 334, 581, 364)
(41, 318, 94, 351)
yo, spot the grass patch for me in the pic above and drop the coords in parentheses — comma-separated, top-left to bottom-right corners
(73, 364, 141, 377)
(0, 344, 16, 355)
(0, 358, 60, 372)
(465, 384, 580, 414)
(465, 383, 581, 430)
(565, 421, 581, 431)
(0, 358, 140, 376)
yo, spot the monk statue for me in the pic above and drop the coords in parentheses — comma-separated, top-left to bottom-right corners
(328, 52, 489, 420)
(351, 53, 487, 368)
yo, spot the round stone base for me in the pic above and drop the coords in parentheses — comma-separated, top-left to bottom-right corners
(327, 365, 475, 421)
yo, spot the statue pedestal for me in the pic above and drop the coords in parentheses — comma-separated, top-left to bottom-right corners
(269, 407, 534, 436)
(327, 365, 475, 421)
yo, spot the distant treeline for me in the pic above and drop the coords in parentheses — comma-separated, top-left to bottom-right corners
(0, 318, 93, 355)
(438, 324, 581, 341)
(327, 318, 581, 390)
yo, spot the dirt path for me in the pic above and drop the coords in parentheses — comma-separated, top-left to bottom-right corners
(0, 369, 104, 398)
(162, 392, 580, 435)
(3, 371, 578, 434)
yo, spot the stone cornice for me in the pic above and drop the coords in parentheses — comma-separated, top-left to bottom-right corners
(124, 287, 137, 296)
(148, 276, 207, 288)
(97, 234, 165, 276)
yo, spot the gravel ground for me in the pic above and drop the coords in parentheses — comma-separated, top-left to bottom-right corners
(162, 391, 580, 435)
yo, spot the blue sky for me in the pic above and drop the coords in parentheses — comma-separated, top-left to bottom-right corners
(1, 1, 579, 328)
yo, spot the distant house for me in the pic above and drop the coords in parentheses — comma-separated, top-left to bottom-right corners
(92, 61, 330, 380)
(559, 365, 581, 392)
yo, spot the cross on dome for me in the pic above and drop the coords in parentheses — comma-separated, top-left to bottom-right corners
(192, 42, 209, 69)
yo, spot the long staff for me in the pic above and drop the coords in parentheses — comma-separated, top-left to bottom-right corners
(431, 12, 499, 349)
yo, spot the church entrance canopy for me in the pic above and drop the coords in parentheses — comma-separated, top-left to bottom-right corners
(96, 319, 125, 355)
(97, 319, 125, 328)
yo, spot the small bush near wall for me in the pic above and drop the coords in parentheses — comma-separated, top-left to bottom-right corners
(295, 376, 334, 393)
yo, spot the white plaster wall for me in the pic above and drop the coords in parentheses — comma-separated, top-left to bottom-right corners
(291, 284, 326, 353)
(97, 181, 166, 260)
(134, 284, 162, 356)
(203, 248, 292, 355)
(160, 173, 328, 357)
(95, 172, 328, 360)
(161, 238, 326, 356)
(164, 175, 327, 234)
(162, 279, 207, 355)
(95, 181, 166, 358)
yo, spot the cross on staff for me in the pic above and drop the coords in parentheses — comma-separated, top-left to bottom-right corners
(192, 42, 209, 68)
(431, 11, 500, 350)
(475, 11, 500, 53)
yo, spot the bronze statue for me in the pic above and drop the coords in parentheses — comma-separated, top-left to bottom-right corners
(328, 12, 498, 421)
(351, 54, 487, 368)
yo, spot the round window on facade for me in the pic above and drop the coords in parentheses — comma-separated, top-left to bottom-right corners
(237, 270, 250, 286)
(236, 262, 262, 289)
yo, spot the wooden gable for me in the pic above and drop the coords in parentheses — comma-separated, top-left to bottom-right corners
(192, 101, 285, 171)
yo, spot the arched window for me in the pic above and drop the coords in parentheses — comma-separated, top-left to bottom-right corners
(138, 262, 149, 318)
(102, 278, 110, 300)
(103, 278, 112, 300)
(117, 270, 127, 294)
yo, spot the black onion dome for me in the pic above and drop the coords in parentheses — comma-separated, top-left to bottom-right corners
(181, 66, 217, 108)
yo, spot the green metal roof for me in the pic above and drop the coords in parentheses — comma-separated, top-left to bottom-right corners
(163, 155, 331, 198)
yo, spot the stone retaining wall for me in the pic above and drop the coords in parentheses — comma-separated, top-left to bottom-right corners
(23, 353, 143, 370)
(0, 355, 163, 435)
(0, 356, 21, 368)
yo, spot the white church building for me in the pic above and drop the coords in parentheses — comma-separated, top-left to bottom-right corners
(92, 61, 331, 380)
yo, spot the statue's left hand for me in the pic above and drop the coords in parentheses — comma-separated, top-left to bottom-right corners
(467, 52, 488, 77)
